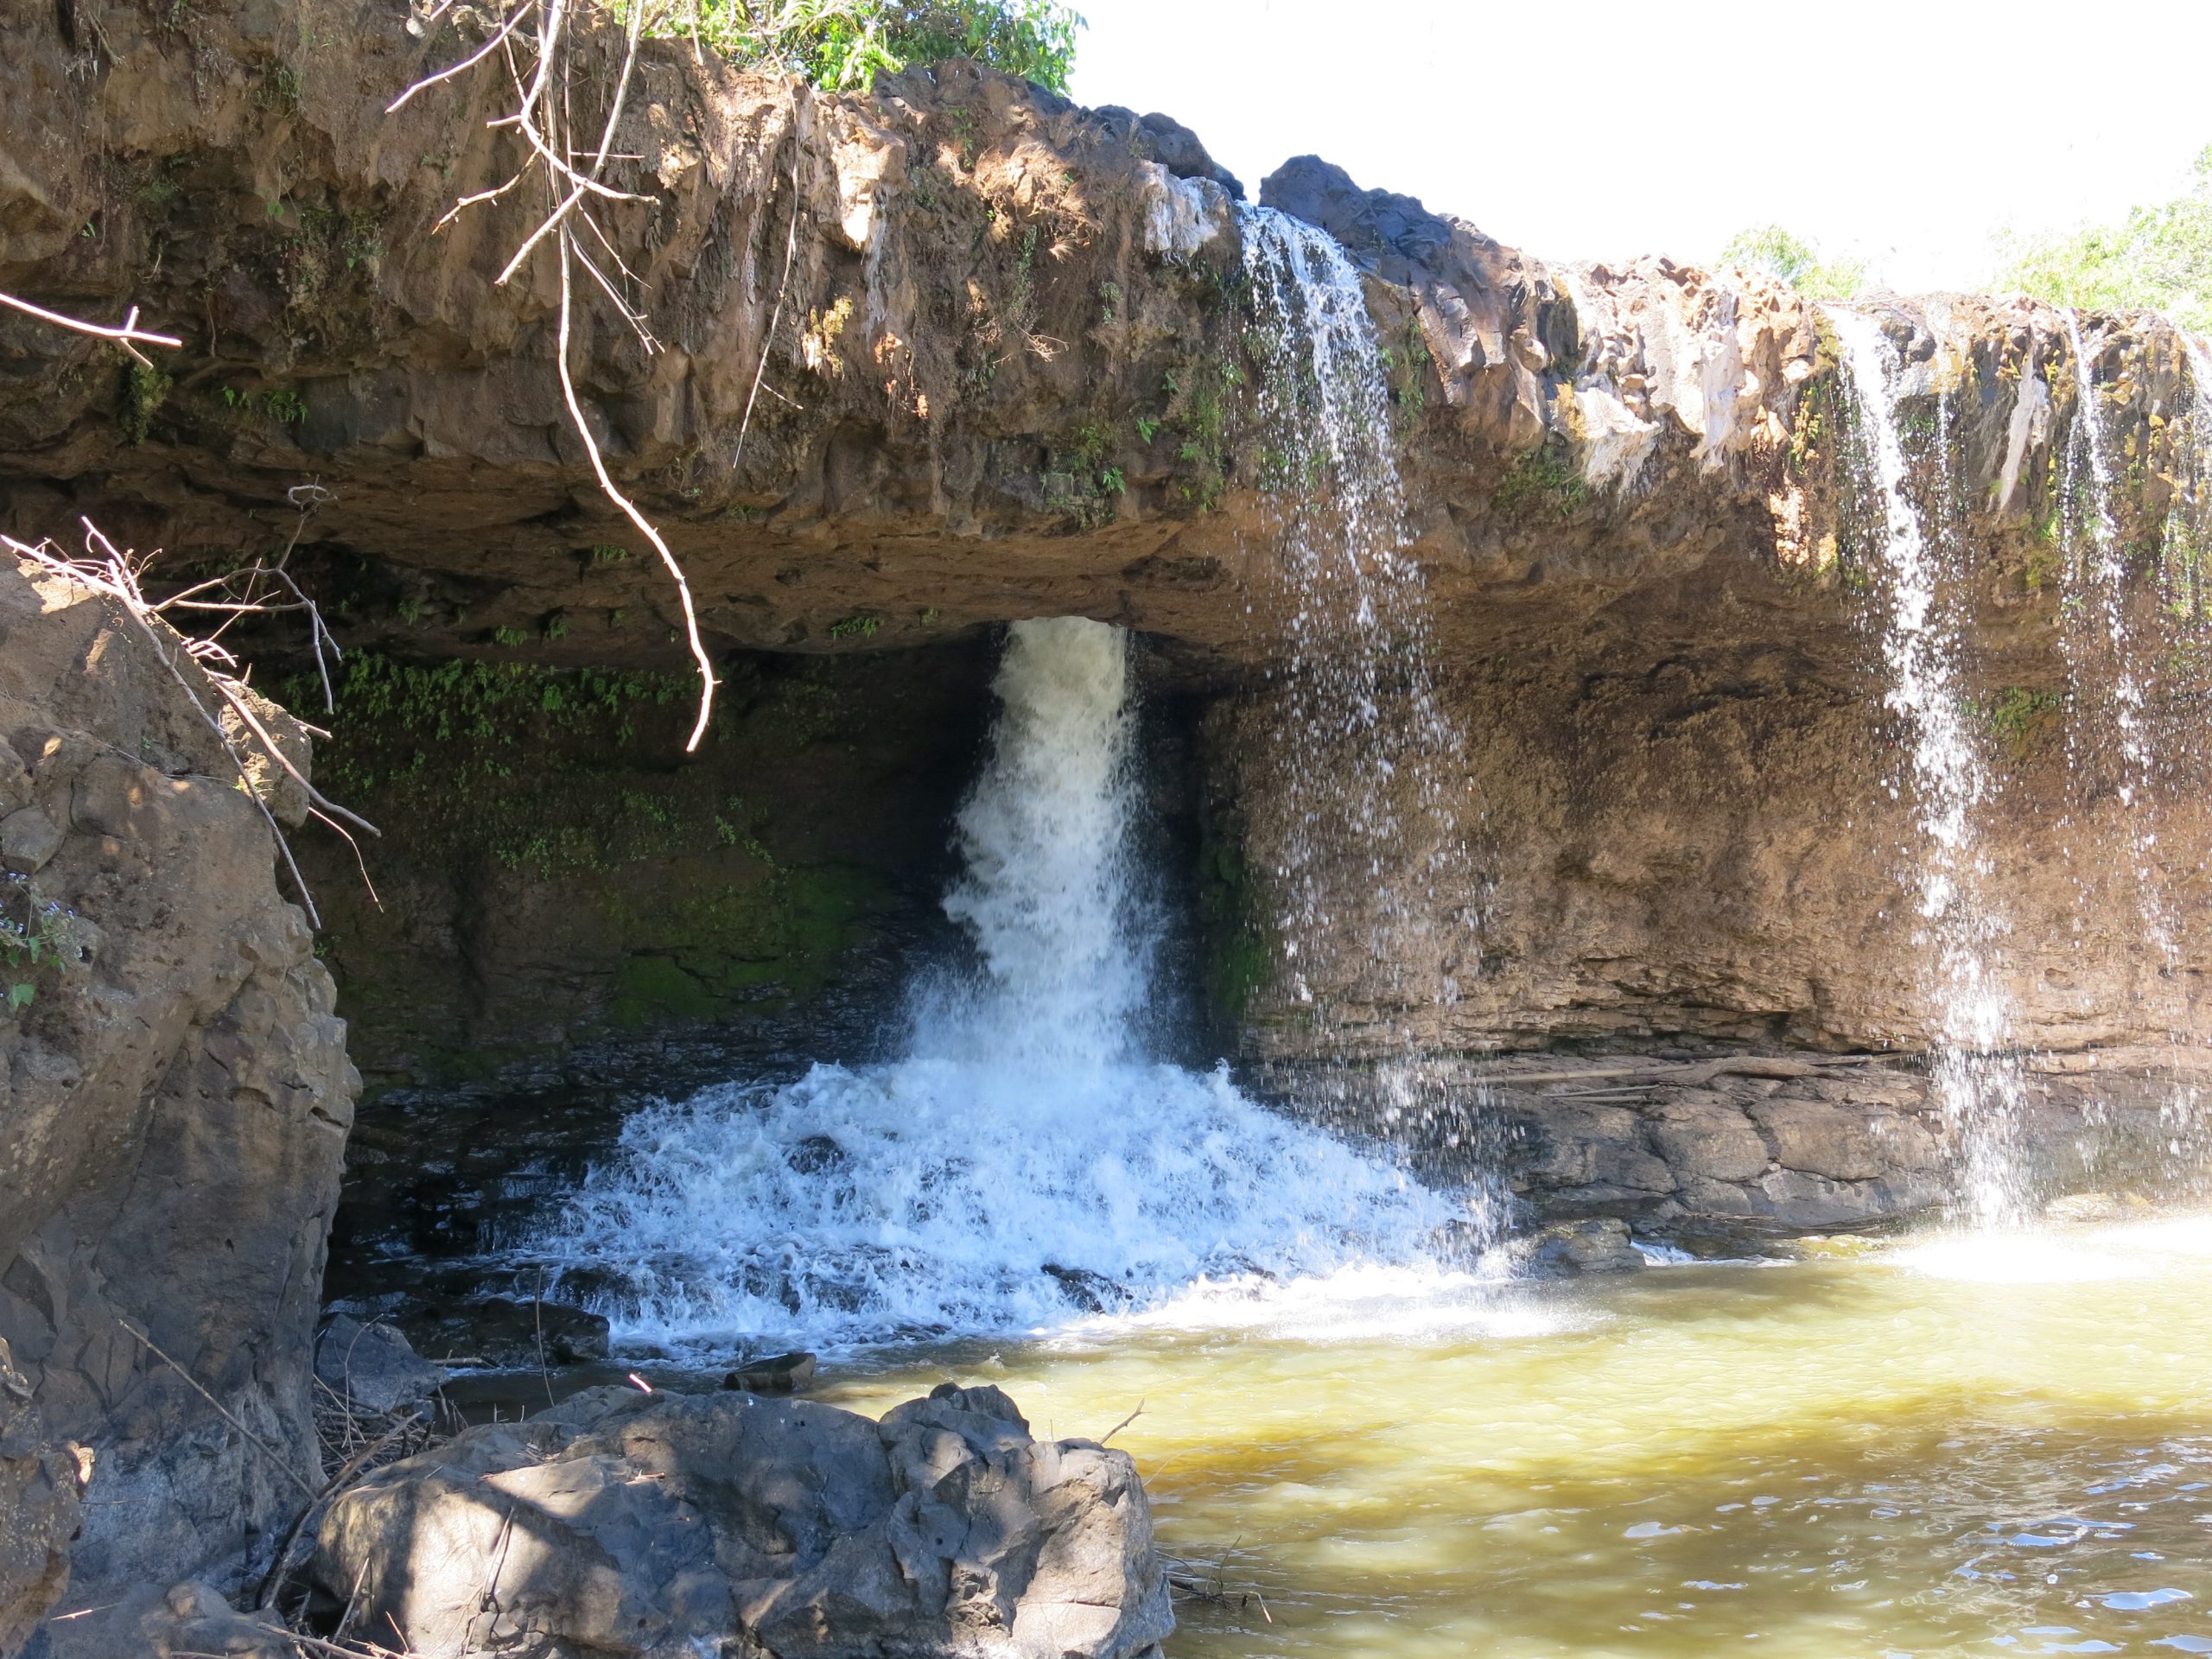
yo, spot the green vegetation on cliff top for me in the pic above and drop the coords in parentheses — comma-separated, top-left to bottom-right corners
(1995, 143, 2212, 332)
(1720, 225, 1867, 302)
(668, 0, 1082, 93)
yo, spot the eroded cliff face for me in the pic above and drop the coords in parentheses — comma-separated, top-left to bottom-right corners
(4, 2, 2206, 1111)
(0, 561, 356, 1625)
(3, 0, 2211, 1623)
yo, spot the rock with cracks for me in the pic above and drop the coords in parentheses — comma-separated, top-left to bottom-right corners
(0, 556, 356, 1618)
(312, 1381, 1173, 1659)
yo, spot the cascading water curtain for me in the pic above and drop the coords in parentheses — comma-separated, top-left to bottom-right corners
(1236, 205, 1500, 1205)
(1827, 308, 2034, 1228)
(2054, 315, 2184, 1006)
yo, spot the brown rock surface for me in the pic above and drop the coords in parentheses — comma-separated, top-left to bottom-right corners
(3, 0, 2202, 1118)
(0, 556, 356, 1628)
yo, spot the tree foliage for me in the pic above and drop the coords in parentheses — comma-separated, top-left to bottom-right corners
(1719, 224, 1867, 301)
(683, 0, 1084, 93)
(1994, 144, 2212, 331)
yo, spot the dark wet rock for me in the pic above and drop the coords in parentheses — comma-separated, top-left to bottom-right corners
(725, 1351, 818, 1394)
(789, 1135, 854, 1175)
(1523, 1217, 1647, 1278)
(1045, 1262, 1137, 1312)
(313, 1382, 1172, 1659)
(313, 1315, 447, 1418)
(389, 1297, 611, 1370)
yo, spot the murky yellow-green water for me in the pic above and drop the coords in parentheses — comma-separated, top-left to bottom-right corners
(819, 1220, 2212, 1658)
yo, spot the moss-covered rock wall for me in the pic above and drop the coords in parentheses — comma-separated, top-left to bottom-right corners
(295, 639, 995, 1096)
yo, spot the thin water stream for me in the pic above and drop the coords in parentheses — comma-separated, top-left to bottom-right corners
(1828, 309, 2032, 1224)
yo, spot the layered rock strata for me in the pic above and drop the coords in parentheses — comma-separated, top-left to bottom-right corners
(0, 19, 2208, 1652)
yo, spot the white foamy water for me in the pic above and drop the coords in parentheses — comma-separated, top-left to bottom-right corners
(542, 617, 1465, 1355)
(1889, 1213, 2212, 1284)
(1059, 1263, 1591, 1345)
(1828, 309, 2031, 1226)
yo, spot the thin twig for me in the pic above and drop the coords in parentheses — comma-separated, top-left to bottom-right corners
(733, 85, 804, 476)
(1098, 1398, 1146, 1446)
(311, 809, 384, 911)
(533, 1267, 555, 1411)
(385, 1, 534, 111)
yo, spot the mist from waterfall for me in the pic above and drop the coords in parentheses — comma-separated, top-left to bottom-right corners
(541, 617, 1465, 1355)
(1828, 308, 2032, 1226)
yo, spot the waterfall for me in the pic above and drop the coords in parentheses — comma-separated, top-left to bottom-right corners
(539, 617, 1462, 1354)
(925, 616, 1143, 1071)
(1230, 207, 1500, 1214)
(1827, 308, 2032, 1226)
(1237, 206, 1471, 1018)
(2056, 313, 2180, 975)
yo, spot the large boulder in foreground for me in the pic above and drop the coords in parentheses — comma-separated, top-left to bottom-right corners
(314, 1382, 1173, 1659)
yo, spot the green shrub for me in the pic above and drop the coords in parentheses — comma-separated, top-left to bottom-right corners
(682, 0, 1083, 93)
(1993, 143, 2212, 331)
(2, 874, 86, 1013)
(1719, 224, 1868, 301)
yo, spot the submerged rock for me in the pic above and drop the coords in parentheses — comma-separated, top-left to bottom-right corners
(313, 1381, 1173, 1659)
(1523, 1218, 1647, 1278)
(725, 1351, 818, 1394)
(1044, 1262, 1139, 1313)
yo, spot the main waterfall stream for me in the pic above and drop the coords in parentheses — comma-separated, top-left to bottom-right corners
(539, 616, 1476, 1350)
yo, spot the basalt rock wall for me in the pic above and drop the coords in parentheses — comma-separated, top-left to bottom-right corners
(0, 558, 355, 1634)
(6, 3, 2209, 1123)
(4, 0, 2212, 1629)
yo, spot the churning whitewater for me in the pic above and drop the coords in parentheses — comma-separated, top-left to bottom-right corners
(543, 617, 1464, 1354)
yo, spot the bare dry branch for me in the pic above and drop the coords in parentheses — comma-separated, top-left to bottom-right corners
(397, 0, 717, 749)
(3, 518, 379, 925)
(1098, 1398, 1145, 1445)
(556, 235, 717, 747)
(0, 290, 182, 366)
(385, 0, 535, 111)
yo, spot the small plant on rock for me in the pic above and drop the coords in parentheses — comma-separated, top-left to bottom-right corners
(2, 873, 88, 1012)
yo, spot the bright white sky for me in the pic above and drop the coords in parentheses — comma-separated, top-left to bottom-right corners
(1066, 0, 2212, 293)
